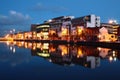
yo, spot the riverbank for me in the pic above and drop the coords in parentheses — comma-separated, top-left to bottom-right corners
(77, 41, 120, 50)
(0, 38, 13, 41)
(13, 39, 120, 50)
(0, 38, 120, 50)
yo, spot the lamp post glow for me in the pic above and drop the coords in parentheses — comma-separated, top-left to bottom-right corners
(109, 20, 113, 24)
(108, 19, 118, 24)
(13, 29, 15, 33)
(10, 30, 12, 34)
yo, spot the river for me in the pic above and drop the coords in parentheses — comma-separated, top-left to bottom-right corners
(0, 41, 120, 80)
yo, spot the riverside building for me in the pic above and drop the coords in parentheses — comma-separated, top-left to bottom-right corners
(5, 14, 120, 42)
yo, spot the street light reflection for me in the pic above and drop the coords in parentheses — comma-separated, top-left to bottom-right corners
(4, 41, 120, 69)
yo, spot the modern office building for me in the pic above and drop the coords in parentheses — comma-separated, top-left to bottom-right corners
(71, 14, 100, 41)
(101, 23, 119, 35)
(31, 23, 50, 40)
(7, 14, 120, 42)
(71, 14, 100, 28)
(45, 16, 74, 40)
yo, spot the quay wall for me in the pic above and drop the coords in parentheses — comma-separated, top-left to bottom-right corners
(13, 39, 120, 50)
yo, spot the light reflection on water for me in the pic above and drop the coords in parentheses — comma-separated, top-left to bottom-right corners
(0, 41, 32, 67)
(2, 41, 120, 68)
(0, 41, 120, 80)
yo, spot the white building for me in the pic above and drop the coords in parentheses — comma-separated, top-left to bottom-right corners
(99, 27, 117, 42)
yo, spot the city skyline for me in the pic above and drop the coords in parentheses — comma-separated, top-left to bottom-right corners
(0, 0, 120, 36)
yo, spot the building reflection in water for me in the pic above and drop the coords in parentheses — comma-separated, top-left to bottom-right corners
(6, 41, 120, 69)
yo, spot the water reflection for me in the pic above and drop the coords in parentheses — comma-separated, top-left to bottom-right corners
(0, 41, 32, 67)
(5, 41, 120, 69)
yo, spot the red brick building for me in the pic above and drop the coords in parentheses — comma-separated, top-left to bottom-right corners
(117, 27, 120, 41)
(83, 27, 99, 41)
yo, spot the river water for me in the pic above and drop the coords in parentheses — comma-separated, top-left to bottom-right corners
(0, 41, 120, 80)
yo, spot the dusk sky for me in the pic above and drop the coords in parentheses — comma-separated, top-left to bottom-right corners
(0, 0, 120, 36)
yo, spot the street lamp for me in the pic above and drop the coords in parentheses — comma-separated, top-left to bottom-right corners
(10, 30, 13, 34)
(13, 29, 15, 33)
(108, 19, 118, 24)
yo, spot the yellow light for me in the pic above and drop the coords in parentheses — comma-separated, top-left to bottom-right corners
(18, 42, 22, 47)
(37, 53, 50, 57)
(6, 38, 14, 41)
(78, 29, 82, 33)
(61, 28, 68, 35)
(49, 30, 56, 34)
(109, 20, 114, 24)
(25, 42, 28, 48)
(105, 39, 110, 42)
(6, 41, 10, 46)
(77, 49, 83, 58)
(59, 45, 68, 56)
(98, 35, 101, 38)
(109, 56, 113, 61)
(36, 25, 50, 28)
(28, 43, 32, 49)
(49, 47, 56, 52)
(32, 46, 36, 50)
(42, 32, 48, 35)
(113, 53, 115, 57)
(37, 43, 42, 48)
(43, 43, 49, 49)
(37, 33, 41, 37)
(28, 34, 32, 38)
(13, 41, 16, 45)
(5, 34, 9, 38)
(113, 51, 115, 54)
(97, 47, 101, 51)
(21, 41, 24, 46)
(77, 27, 83, 35)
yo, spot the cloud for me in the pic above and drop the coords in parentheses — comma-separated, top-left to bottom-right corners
(31, 3, 68, 13)
(0, 10, 31, 26)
